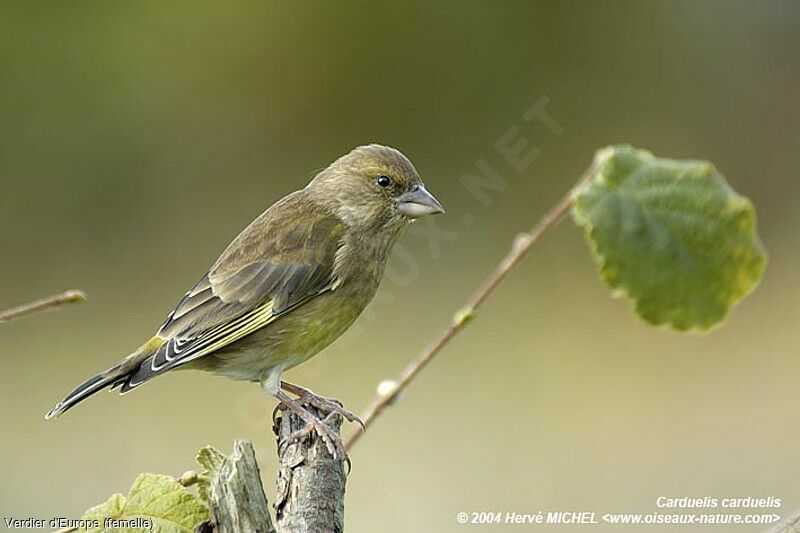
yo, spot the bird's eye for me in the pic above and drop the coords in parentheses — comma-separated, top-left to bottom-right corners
(376, 175, 392, 188)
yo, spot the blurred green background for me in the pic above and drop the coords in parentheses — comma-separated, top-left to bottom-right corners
(2, 1, 799, 531)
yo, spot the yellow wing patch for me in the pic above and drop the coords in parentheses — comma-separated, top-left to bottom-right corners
(189, 300, 276, 359)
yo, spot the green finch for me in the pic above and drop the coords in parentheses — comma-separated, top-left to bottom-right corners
(46, 144, 444, 455)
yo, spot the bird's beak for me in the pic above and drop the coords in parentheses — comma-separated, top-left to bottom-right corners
(397, 186, 445, 218)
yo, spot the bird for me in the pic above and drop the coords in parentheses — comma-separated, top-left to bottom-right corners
(46, 144, 444, 457)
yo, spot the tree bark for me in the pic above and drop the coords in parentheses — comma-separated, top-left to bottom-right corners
(208, 440, 276, 533)
(274, 406, 347, 533)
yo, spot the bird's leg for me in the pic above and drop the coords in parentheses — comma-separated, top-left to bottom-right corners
(274, 390, 348, 460)
(280, 380, 365, 430)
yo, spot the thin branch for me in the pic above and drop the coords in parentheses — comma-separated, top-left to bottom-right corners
(767, 509, 800, 533)
(345, 153, 605, 450)
(0, 289, 86, 323)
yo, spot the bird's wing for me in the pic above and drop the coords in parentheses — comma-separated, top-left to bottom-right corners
(120, 194, 345, 392)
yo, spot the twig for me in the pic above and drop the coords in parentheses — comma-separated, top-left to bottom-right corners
(345, 153, 605, 450)
(767, 508, 800, 533)
(274, 406, 346, 532)
(0, 289, 86, 323)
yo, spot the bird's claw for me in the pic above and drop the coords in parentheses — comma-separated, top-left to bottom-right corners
(279, 411, 350, 464)
(274, 389, 351, 470)
(272, 402, 287, 426)
(298, 393, 365, 431)
(279, 381, 364, 431)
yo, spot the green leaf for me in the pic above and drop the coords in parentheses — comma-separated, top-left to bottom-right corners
(80, 473, 209, 532)
(196, 445, 227, 505)
(571, 145, 766, 331)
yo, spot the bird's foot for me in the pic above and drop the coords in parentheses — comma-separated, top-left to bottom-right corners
(280, 381, 365, 431)
(284, 412, 349, 462)
(274, 390, 349, 462)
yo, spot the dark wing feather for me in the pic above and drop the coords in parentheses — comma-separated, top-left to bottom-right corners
(121, 193, 345, 392)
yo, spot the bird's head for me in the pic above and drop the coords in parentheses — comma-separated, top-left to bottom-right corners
(308, 144, 444, 233)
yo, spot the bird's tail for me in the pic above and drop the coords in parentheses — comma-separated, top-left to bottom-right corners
(45, 337, 163, 419)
